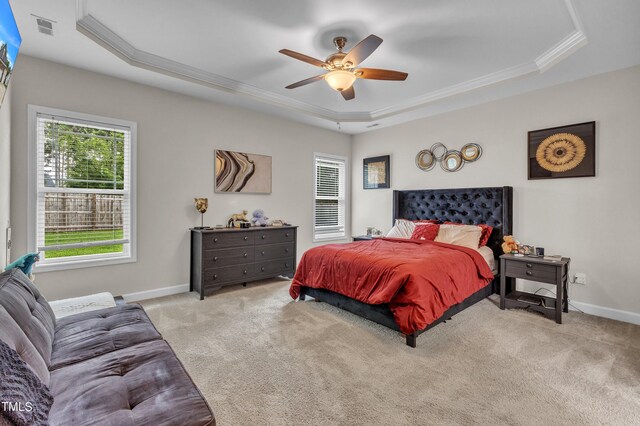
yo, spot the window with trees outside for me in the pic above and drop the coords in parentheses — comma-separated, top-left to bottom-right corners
(28, 106, 136, 271)
(313, 153, 346, 241)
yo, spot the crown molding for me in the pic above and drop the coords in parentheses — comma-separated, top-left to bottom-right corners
(75, 0, 587, 124)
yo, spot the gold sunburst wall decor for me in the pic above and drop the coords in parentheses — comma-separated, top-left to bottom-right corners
(528, 122, 595, 180)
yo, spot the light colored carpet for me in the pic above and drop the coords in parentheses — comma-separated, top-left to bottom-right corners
(141, 279, 640, 426)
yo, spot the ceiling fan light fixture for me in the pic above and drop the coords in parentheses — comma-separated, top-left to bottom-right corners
(325, 70, 356, 92)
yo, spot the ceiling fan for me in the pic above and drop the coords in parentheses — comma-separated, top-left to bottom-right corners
(279, 34, 408, 101)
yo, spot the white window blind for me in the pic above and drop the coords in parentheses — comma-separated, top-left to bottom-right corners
(314, 154, 346, 241)
(33, 110, 134, 266)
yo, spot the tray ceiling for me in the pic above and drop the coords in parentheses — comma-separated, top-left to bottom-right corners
(11, 0, 640, 133)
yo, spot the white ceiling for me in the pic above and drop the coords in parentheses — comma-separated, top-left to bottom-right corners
(10, 0, 640, 134)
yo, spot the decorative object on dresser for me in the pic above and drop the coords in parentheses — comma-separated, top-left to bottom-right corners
(193, 198, 209, 229)
(363, 155, 390, 189)
(190, 226, 297, 300)
(500, 254, 570, 324)
(528, 121, 595, 180)
(215, 149, 272, 193)
(251, 209, 270, 226)
(415, 142, 483, 173)
(228, 210, 251, 228)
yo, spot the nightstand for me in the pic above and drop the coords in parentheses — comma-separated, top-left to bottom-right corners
(352, 235, 374, 241)
(499, 254, 570, 324)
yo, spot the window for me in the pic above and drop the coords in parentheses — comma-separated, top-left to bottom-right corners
(313, 153, 346, 241)
(28, 105, 136, 271)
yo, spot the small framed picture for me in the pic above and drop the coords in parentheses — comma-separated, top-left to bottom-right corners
(363, 155, 390, 189)
(528, 121, 596, 180)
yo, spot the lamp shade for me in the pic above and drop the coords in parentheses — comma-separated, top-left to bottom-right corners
(325, 70, 356, 91)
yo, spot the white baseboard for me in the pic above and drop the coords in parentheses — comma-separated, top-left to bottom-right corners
(569, 301, 640, 325)
(123, 283, 189, 302)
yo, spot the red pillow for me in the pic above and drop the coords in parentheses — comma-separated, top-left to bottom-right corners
(444, 222, 493, 247)
(410, 223, 440, 241)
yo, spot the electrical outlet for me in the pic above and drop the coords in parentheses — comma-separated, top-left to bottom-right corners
(574, 272, 587, 285)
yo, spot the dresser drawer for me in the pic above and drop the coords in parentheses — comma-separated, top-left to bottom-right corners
(204, 264, 254, 286)
(255, 258, 295, 278)
(203, 232, 253, 249)
(254, 229, 295, 245)
(255, 243, 294, 261)
(505, 261, 558, 284)
(203, 247, 254, 268)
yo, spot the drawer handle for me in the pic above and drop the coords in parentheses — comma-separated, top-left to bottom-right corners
(214, 238, 218, 243)
(526, 271, 533, 276)
(526, 263, 532, 268)
(285, 263, 290, 268)
(213, 256, 218, 261)
(261, 235, 266, 239)
(213, 274, 218, 279)
(285, 248, 289, 253)
(243, 253, 248, 258)
(243, 270, 248, 275)
(261, 266, 265, 272)
(285, 233, 289, 237)
(244, 236, 248, 241)
(261, 251, 265, 256)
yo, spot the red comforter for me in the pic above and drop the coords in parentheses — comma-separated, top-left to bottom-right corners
(290, 238, 494, 334)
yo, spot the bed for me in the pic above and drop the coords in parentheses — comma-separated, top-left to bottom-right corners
(291, 186, 513, 347)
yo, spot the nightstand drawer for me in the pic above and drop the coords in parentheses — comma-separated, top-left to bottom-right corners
(505, 261, 557, 284)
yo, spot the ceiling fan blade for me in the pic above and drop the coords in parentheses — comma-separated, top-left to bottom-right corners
(279, 49, 327, 68)
(285, 75, 325, 89)
(356, 68, 408, 81)
(341, 86, 355, 101)
(342, 34, 383, 67)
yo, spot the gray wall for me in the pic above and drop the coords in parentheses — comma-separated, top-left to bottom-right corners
(0, 88, 10, 268)
(10, 56, 351, 300)
(352, 65, 640, 316)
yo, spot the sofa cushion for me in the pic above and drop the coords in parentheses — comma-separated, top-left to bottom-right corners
(49, 340, 215, 426)
(0, 339, 54, 426)
(0, 269, 56, 367)
(50, 304, 162, 371)
(0, 306, 50, 385)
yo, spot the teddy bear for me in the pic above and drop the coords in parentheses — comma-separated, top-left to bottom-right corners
(251, 209, 270, 227)
(501, 235, 519, 254)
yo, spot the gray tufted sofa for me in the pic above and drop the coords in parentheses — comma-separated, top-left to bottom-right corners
(0, 268, 215, 425)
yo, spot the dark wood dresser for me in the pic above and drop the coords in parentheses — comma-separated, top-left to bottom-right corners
(190, 226, 298, 300)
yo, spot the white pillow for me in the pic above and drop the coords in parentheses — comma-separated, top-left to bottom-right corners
(386, 219, 415, 239)
(435, 224, 482, 249)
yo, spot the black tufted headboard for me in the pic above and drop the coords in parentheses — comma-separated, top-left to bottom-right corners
(392, 186, 513, 258)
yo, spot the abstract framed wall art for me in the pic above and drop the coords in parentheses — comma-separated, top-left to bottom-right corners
(215, 150, 272, 193)
(528, 121, 595, 180)
(363, 155, 390, 189)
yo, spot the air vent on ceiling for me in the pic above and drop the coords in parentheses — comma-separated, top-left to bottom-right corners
(35, 17, 55, 36)
(366, 123, 380, 128)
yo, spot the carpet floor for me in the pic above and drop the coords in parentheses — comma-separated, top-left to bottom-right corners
(141, 279, 640, 426)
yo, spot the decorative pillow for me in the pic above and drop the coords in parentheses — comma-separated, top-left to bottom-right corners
(386, 219, 415, 239)
(0, 339, 54, 426)
(443, 222, 493, 247)
(410, 223, 440, 241)
(435, 224, 483, 249)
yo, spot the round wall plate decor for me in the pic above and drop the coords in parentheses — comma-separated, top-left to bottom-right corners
(441, 150, 464, 172)
(430, 143, 448, 161)
(460, 143, 482, 162)
(415, 149, 436, 171)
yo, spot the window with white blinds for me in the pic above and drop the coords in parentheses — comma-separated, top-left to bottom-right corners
(29, 106, 136, 270)
(314, 154, 346, 241)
